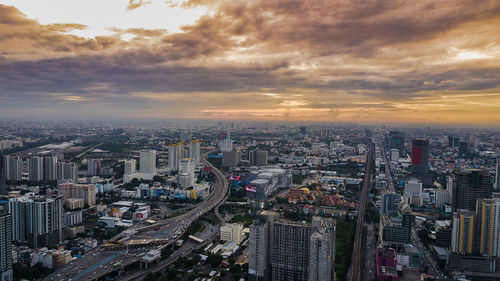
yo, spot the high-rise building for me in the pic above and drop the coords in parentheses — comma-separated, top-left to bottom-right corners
(387, 131, 405, 156)
(29, 156, 44, 182)
(8, 195, 64, 248)
(495, 158, 500, 191)
(381, 193, 400, 216)
(452, 169, 492, 212)
(189, 139, 201, 165)
(43, 156, 57, 181)
(475, 198, 500, 257)
(124, 159, 136, 175)
(380, 212, 413, 247)
(87, 159, 101, 176)
(0, 200, 13, 281)
(300, 126, 307, 135)
(168, 143, 183, 172)
(3, 155, 21, 181)
(411, 139, 429, 174)
(57, 162, 78, 183)
(220, 223, 244, 244)
(58, 183, 96, 207)
(178, 158, 195, 187)
(249, 150, 268, 166)
(140, 150, 156, 179)
(222, 151, 241, 167)
(434, 189, 451, 208)
(0, 156, 6, 196)
(404, 178, 423, 199)
(248, 212, 335, 281)
(458, 141, 468, 157)
(451, 209, 475, 255)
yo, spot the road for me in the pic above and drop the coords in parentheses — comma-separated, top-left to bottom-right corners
(349, 141, 374, 281)
(43, 149, 229, 281)
(411, 227, 447, 280)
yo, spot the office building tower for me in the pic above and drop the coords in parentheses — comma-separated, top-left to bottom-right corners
(168, 143, 183, 172)
(380, 212, 413, 247)
(0, 201, 13, 281)
(29, 156, 44, 182)
(476, 198, 500, 257)
(220, 223, 245, 244)
(57, 162, 78, 183)
(452, 169, 492, 212)
(222, 151, 241, 167)
(249, 150, 268, 166)
(43, 156, 57, 181)
(404, 178, 423, 199)
(9, 195, 64, 248)
(3, 155, 21, 181)
(140, 150, 156, 179)
(87, 159, 101, 176)
(58, 183, 96, 207)
(381, 193, 400, 216)
(388, 131, 405, 155)
(300, 126, 307, 135)
(124, 159, 136, 175)
(459, 141, 468, 156)
(495, 158, 500, 191)
(434, 189, 451, 208)
(411, 139, 429, 174)
(189, 139, 201, 165)
(248, 212, 335, 281)
(451, 209, 475, 255)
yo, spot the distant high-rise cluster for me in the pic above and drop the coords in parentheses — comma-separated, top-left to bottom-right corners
(3, 155, 78, 183)
(248, 211, 335, 281)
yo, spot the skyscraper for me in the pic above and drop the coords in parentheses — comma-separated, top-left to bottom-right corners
(387, 131, 405, 156)
(189, 139, 201, 165)
(248, 212, 335, 281)
(476, 198, 500, 257)
(452, 169, 492, 212)
(58, 183, 96, 207)
(410, 139, 429, 174)
(29, 156, 43, 182)
(168, 143, 183, 172)
(495, 158, 500, 191)
(87, 159, 101, 176)
(124, 159, 136, 175)
(43, 156, 57, 181)
(178, 158, 195, 187)
(3, 155, 21, 182)
(249, 150, 268, 166)
(0, 200, 13, 281)
(451, 209, 475, 255)
(57, 162, 78, 183)
(140, 150, 156, 179)
(9, 195, 64, 248)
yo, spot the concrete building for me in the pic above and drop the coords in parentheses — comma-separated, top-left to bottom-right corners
(389, 149, 399, 161)
(434, 189, 451, 208)
(220, 223, 244, 245)
(404, 178, 422, 199)
(219, 138, 233, 152)
(380, 212, 413, 248)
(451, 209, 475, 255)
(65, 198, 84, 210)
(222, 150, 241, 167)
(496, 158, 500, 191)
(249, 150, 268, 166)
(8, 195, 64, 248)
(58, 183, 96, 207)
(189, 139, 201, 165)
(381, 193, 400, 216)
(140, 150, 156, 179)
(387, 131, 405, 156)
(168, 143, 183, 172)
(29, 156, 44, 182)
(178, 158, 195, 187)
(452, 169, 492, 212)
(410, 139, 429, 174)
(376, 248, 398, 281)
(3, 155, 21, 182)
(56, 162, 78, 183)
(476, 198, 500, 257)
(248, 212, 335, 281)
(0, 201, 13, 281)
(124, 159, 136, 175)
(43, 156, 57, 181)
(87, 159, 101, 176)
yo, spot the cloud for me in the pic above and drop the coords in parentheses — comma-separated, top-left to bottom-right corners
(1, 1, 500, 124)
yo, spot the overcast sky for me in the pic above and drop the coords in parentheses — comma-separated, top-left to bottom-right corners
(1, 0, 500, 125)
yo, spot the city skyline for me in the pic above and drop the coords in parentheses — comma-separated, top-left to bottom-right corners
(1, 0, 500, 124)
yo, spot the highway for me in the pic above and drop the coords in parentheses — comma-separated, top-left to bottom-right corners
(349, 141, 374, 281)
(43, 149, 229, 281)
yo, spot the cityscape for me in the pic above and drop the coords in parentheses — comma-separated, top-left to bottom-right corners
(1, 1, 500, 281)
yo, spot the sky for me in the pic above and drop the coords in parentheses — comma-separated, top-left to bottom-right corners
(1, 0, 500, 125)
